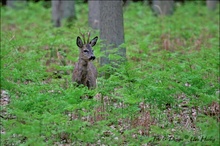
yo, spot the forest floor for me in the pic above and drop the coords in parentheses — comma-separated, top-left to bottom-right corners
(1, 1, 219, 146)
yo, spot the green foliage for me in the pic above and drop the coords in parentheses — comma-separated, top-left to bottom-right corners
(1, 1, 219, 145)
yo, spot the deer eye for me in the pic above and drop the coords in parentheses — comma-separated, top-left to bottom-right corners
(83, 50, 89, 53)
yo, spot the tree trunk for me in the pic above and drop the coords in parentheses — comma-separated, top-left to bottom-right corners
(88, 0, 100, 30)
(62, 1, 76, 22)
(99, 0, 126, 69)
(52, 0, 76, 27)
(152, 0, 174, 16)
(6, 0, 26, 8)
(206, 0, 218, 11)
(52, 0, 61, 27)
(123, 0, 131, 6)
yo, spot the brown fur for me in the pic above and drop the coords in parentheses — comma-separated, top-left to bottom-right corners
(72, 34, 98, 89)
(72, 59, 97, 89)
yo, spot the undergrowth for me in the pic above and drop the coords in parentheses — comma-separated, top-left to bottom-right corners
(1, 1, 219, 145)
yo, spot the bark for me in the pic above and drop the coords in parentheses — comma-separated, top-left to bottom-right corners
(52, 0, 76, 27)
(52, 0, 62, 27)
(62, 1, 76, 21)
(99, 0, 126, 68)
(152, 0, 174, 16)
(123, 0, 131, 6)
(6, 0, 26, 8)
(88, 0, 100, 30)
(206, 0, 218, 11)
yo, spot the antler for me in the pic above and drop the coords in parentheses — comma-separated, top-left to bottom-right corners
(87, 31, 91, 44)
(79, 29, 91, 44)
(80, 32, 86, 44)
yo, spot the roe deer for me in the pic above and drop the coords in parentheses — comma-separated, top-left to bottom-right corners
(72, 32, 98, 89)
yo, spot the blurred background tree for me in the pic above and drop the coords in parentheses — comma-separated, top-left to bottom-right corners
(88, 0, 100, 30)
(152, 0, 175, 15)
(6, 0, 26, 8)
(51, 0, 76, 27)
(206, 0, 218, 11)
(99, 1, 126, 71)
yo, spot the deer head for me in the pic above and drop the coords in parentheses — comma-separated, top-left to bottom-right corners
(76, 32, 98, 61)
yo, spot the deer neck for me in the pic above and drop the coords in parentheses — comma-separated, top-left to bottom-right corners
(78, 58, 89, 77)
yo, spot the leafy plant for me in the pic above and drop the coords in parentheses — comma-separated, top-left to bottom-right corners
(1, 1, 219, 145)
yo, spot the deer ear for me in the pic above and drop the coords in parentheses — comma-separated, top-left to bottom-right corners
(90, 36, 98, 47)
(76, 36, 83, 48)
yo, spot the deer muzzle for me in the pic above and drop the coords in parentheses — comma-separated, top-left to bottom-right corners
(89, 56, 96, 61)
